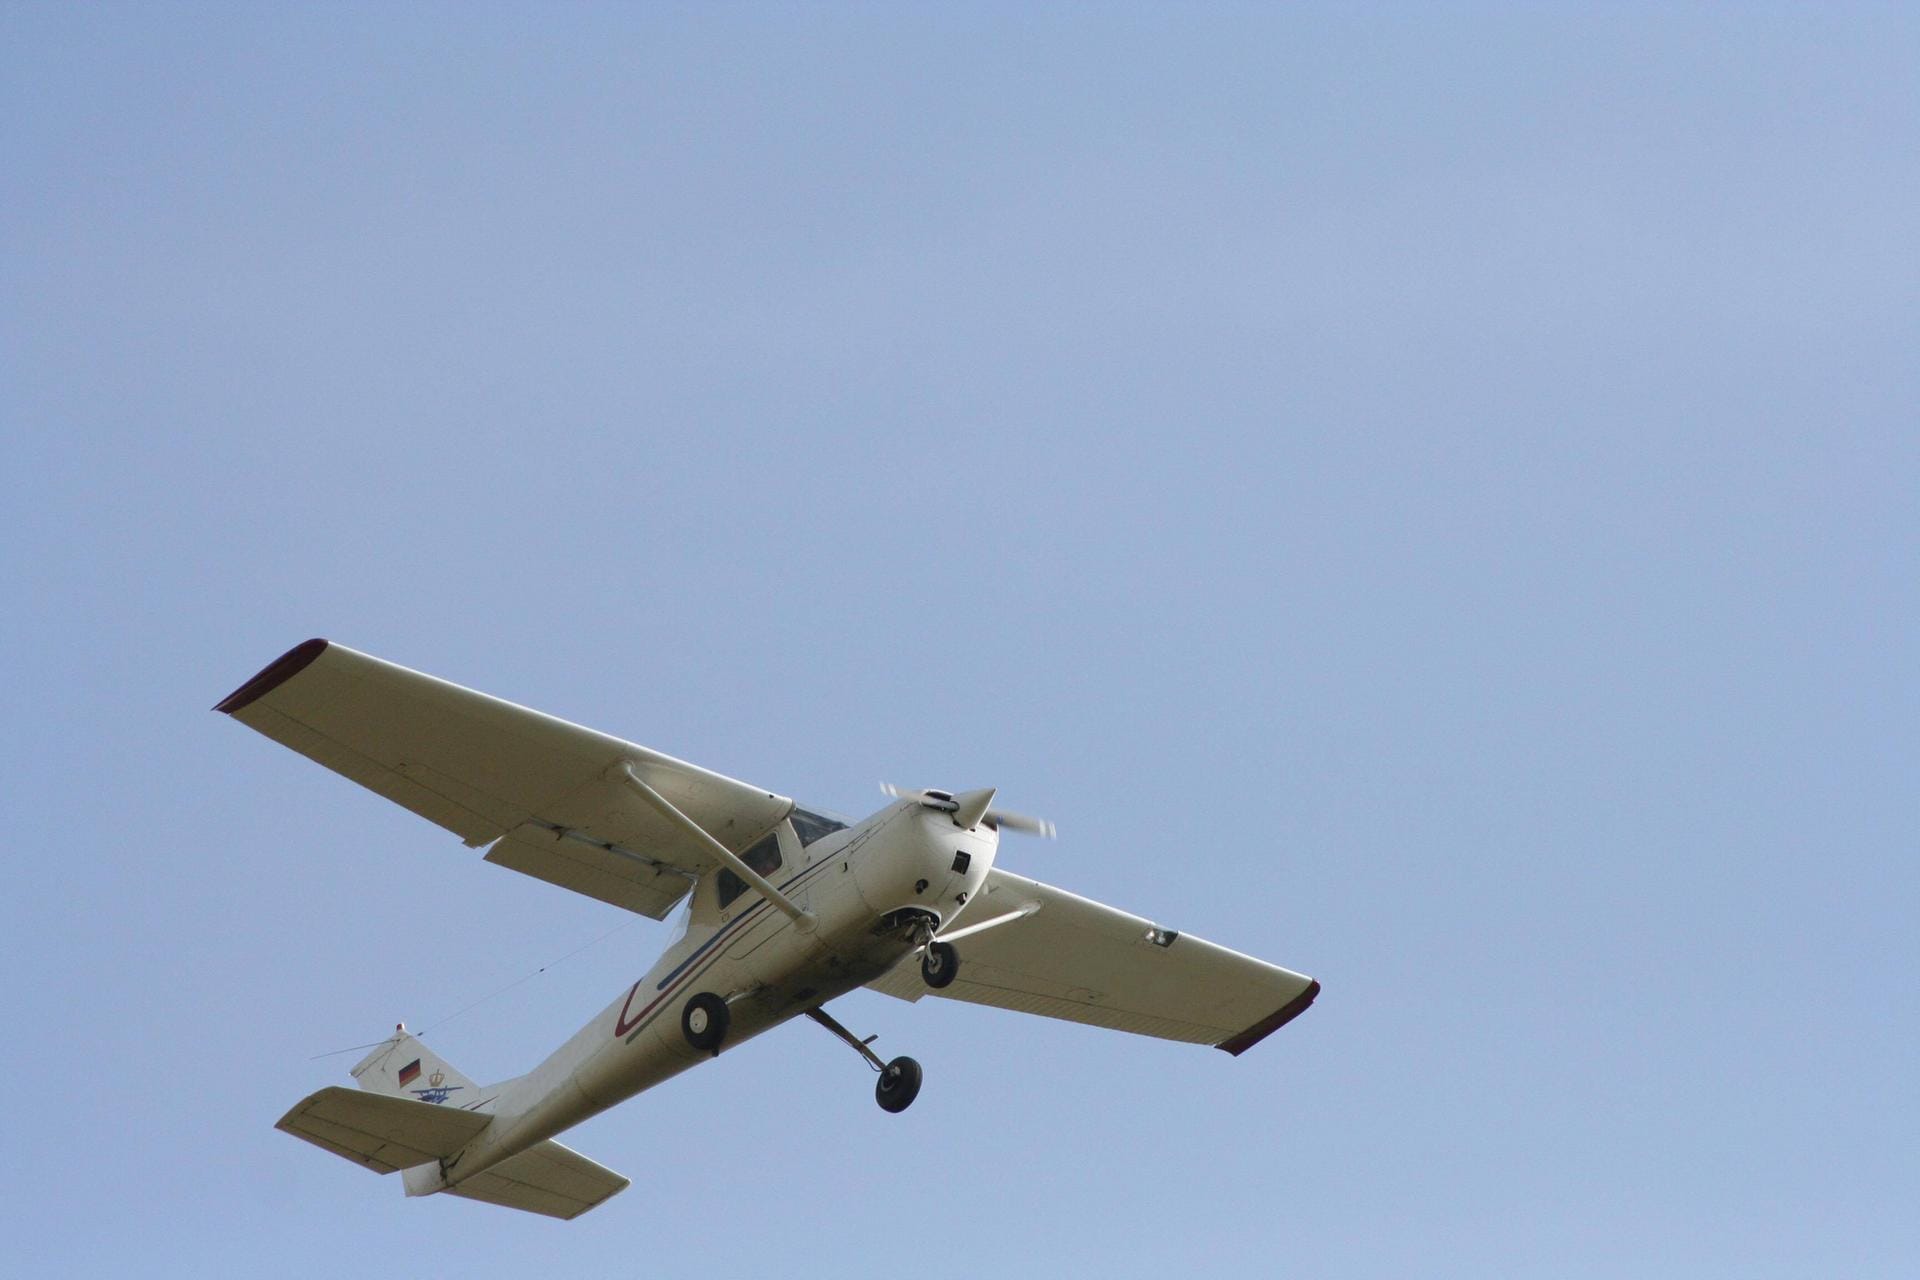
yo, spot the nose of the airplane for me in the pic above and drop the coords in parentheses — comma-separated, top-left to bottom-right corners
(853, 801, 999, 923)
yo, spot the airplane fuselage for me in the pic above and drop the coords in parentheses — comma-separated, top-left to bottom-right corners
(429, 799, 997, 1188)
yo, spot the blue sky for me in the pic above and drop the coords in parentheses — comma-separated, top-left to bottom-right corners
(4, 4, 1914, 1276)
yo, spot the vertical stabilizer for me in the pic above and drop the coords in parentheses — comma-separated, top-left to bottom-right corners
(350, 1024, 479, 1107)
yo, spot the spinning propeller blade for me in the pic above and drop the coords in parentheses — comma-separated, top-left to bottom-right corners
(879, 782, 1057, 839)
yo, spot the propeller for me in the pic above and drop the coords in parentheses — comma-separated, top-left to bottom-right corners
(880, 782, 1057, 839)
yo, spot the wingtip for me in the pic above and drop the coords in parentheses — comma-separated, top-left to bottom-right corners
(214, 638, 330, 713)
(1215, 978, 1320, 1057)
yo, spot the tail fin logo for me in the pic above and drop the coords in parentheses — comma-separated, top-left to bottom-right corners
(412, 1069, 462, 1106)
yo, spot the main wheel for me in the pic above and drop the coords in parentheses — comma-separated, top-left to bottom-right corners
(681, 992, 730, 1054)
(875, 1055, 923, 1113)
(921, 941, 959, 990)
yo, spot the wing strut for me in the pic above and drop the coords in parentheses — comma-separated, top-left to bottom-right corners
(614, 763, 814, 928)
(933, 900, 1041, 945)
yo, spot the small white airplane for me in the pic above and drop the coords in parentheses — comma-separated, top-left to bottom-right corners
(219, 639, 1319, 1219)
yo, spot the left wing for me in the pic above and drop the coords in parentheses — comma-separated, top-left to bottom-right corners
(215, 639, 792, 919)
(867, 867, 1318, 1055)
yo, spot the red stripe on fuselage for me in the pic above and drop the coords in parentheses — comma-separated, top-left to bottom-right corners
(612, 857, 838, 1040)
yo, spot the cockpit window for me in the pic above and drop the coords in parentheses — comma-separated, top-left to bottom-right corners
(716, 832, 783, 910)
(790, 808, 849, 847)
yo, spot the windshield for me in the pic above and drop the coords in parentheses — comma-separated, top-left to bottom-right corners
(790, 807, 849, 847)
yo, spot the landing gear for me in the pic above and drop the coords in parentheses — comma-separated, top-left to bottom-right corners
(921, 940, 959, 989)
(805, 1006, 925, 1114)
(681, 992, 730, 1055)
(875, 1056, 923, 1113)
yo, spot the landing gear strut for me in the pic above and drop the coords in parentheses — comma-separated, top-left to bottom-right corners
(805, 1006, 924, 1114)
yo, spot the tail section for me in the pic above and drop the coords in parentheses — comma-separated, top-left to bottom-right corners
(277, 1024, 628, 1220)
(444, 1140, 631, 1220)
(351, 1024, 482, 1107)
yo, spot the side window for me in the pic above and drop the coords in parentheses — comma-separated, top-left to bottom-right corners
(790, 808, 849, 847)
(716, 832, 783, 910)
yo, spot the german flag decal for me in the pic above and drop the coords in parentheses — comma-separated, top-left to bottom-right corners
(397, 1058, 422, 1087)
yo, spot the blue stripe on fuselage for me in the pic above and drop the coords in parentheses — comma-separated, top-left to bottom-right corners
(616, 855, 845, 1044)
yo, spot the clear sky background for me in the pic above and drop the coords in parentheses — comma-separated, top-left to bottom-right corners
(4, 4, 1914, 1276)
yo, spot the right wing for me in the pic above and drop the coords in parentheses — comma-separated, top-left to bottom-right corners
(868, 867, 1319, 1055)
(215, 639, 792, 919)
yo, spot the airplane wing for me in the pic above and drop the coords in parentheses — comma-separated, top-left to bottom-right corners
(215, 639, 792, 919)
(866, 867, 1319, 1054)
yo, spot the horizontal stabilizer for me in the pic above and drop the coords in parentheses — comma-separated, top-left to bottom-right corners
(445, 1140, 630, 1220)
(276, 1086, 491, 1175)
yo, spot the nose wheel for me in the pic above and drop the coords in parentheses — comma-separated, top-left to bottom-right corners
(921, 940, 959, 989)
(804, 1006, 925, 1114)
(875, 1056, 922, 1112)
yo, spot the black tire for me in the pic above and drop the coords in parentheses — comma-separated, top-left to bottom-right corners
(681, 992, 730, 1054)
(921, 941, 959, 990)
(875, 1055, 923, 1113)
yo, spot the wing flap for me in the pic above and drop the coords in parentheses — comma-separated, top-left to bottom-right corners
(485, 824, 693, 921)
(276, 1086, 492, 1175)
(868, 867, 1318, 1053)
(445, 1140, 630, 1220)
(893, 968, 1227, 1044)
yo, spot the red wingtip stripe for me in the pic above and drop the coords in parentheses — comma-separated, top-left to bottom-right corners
(1216, 979, 1321, 1057)
(213, 638, 329, 713)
